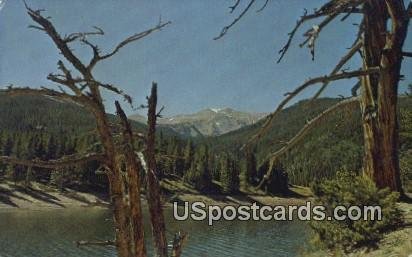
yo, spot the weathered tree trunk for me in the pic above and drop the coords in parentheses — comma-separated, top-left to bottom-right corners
(91, 102, 134, 257)
(116, 101, 147, 257)
(360, 0, 409, 193)
(146, 83, 168, 257)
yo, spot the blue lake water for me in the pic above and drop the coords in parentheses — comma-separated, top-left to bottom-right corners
(0, 207, 309, 257)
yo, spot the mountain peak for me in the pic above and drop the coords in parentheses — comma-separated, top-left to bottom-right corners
(208, 108, 223, 113)
(130, 107, 267, 137)
(205, 107, 234, 113)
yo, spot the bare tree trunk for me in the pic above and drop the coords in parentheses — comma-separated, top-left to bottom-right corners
(92, 105, 134, 257)
(360, 0, 409, 193)
(146, 83, 168, 257)
(116, 101, 147, 257)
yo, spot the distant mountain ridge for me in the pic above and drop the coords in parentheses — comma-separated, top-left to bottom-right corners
(130, 107, 267, 137)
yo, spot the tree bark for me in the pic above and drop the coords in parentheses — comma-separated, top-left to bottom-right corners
(92, 105, 134, 257)
(360, 0, 409, 193)
(146, 83, 168, 257)
(116, 101, 147, 257)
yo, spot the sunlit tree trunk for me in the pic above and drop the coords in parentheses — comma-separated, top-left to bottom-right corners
(360, 0, 409, 194)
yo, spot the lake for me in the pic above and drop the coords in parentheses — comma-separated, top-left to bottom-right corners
(0, 207, 309, 257)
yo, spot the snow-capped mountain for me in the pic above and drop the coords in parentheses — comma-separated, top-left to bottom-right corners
(129, 107, 267, 137)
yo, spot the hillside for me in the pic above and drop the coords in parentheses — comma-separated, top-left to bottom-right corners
(0, 94, 179, 137)
(0, 94, 186, 191)
(207, 97, 412, 188)
(0, 94, 410, 192)
(130, 107, 266, 137)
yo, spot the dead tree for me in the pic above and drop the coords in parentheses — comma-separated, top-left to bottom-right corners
(145, 83, 168, 257)
(216, 0, 412, 194)
(0, 4, 186, 257)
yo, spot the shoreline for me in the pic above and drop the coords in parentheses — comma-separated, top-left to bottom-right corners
(2, 181, 411, 257)
(0, 182, 110, 211)
(0, 180, 311, 211)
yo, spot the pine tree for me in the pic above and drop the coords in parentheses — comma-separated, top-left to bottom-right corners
(46, 134, 57, 160)
(183, 144, 211, 191)
(12, 137, 23, 158)
(173, 145, 184, 177)
(3, 135, 13, 156)
(34, 135, 46, 160)
(220, 154, 239, 194)
(264, 161, 289, 195)
(245, 149, 257, 186)
(183, 140, 194, 172)
(194, 145, 211, 190)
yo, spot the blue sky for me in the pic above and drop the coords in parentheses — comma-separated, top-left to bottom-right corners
(0, 0, 411, 116)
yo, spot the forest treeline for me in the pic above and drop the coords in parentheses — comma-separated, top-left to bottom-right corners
(0, 95, 246, 194)
(209, 96, 412, 190)
(0, 94, 411, 193)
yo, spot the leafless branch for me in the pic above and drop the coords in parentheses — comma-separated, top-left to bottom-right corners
(311, 40, 363, 100)
(255, 97, 359, 189)
(0, 153, 105, 169)
(64, 26, 104, 43)
(402, 51, 412, 57)
(47, 60, 85, 95)
(299, 13, 339, 60)
(156, 106, 165, 118)
(241, 67, 380, 150)
(28, 25, 45, 31)
(88, 21, 171, 70)
(340, 6, 363, 21)
(277, 0, 366, 63)
(256, 0, 269, 13)
(25, 4, 89, 76)
(24, 0, 170, 113)
(81, 21, 171, 72)
(229, 0, 241, 13)
(214, 0, 257, 40)
(76, 240, 115, 247)
(277, 10, 328, 63)
(98, 83, 134, 107)
(351, 80, 361, 97)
